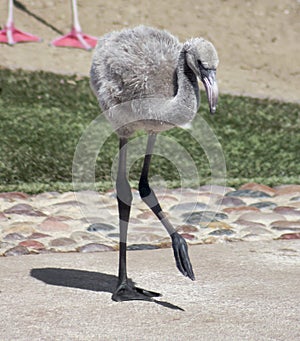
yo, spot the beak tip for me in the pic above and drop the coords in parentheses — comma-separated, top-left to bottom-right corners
(209, 104, 217, 115)
(202, 72, 218, 115)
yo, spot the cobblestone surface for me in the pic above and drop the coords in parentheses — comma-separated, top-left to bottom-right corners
(1, 183, 300, 256)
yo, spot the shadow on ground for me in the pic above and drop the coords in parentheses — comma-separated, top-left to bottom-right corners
(14, 0, 63, 34)
(30, 268, 184, 311)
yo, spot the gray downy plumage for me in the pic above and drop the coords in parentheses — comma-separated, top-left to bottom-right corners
(90, 25, 219, 136)
(89, 26, 219, 301)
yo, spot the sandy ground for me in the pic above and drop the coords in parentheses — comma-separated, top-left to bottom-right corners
(1, 240, 300, 340)
(0, 0, 299, 103)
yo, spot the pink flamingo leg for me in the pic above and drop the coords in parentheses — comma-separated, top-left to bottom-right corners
(0, 0, 41, 45)
(51, 0, 97, 50)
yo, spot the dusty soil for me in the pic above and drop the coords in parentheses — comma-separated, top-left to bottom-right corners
(0, 0, 299, 103)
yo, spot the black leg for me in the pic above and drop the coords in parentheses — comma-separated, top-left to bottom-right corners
(112, 137, 161, 302)
(138, 133, 195, 281)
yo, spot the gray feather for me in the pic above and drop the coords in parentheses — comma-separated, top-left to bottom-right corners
(90, 25, 218, 136)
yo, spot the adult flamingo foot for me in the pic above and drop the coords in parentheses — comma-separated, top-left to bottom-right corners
(51, 27, 97, 50)
(51, 0, 98, 50)
(0, 0, 41, 45)
(0, 23, 41, 45)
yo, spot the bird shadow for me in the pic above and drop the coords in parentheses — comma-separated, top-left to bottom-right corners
(30, 268, 184, 311)
(14, 0, 63, 35)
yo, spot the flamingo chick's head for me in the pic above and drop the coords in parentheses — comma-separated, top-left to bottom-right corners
(184, 38, 219, 114)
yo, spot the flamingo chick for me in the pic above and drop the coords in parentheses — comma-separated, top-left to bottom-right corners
(90, 25, 219, 301)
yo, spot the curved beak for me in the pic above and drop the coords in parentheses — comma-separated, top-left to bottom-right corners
(201, 69, 218, 114)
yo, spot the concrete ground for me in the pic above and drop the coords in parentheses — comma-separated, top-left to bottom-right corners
(0, 240, 299, 341)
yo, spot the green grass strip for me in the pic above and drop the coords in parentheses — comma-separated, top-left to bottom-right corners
(0, 68, 299, 192)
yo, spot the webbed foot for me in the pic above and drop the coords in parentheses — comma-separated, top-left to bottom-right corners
(112, 281, 161, 302)
(171, 231, 195, 280)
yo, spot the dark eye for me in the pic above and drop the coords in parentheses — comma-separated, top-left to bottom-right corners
(198, 60, 206, 70)
(198, 60, 216, 72)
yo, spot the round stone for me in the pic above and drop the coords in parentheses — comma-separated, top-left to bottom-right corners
(270, 220, 300, 231)
(278, 233, 300, 240)
(38, 218, 71, 232)
(249, 201, 277, 210)
(127, 244, 159, 251)
(169, 202, 207, 212)
(3, 233, 25, 241)
(4, 204, 46, 216)
(274, 206, 300, 217)
(54, 200, 85, 206)
(209, 229, 235, 236)
(239, 183, 276, 197)
(205, 221, 233, 230)
(225, 190, 271, 198)
(49, 238, 76, 247)
(180, 233, 197, 240)
(71, 231, 100, 241)
(77, 243, 115, 252)
(4, 204, 33, 214)
(4, 245, 30, 256)
(21, 209, 47, 217)
(275, 185, 300, 196)
(215, 197, 246, 207)
(223, 206, 259, 214)
(87, 223, 116, 232)
(233, 219, 267, 228)
(19, 240, 45, 250)
(0, 212, 7, 220)
(240, 226, 272, 235)
(3, 223, 36, 234)
(107, 233, 120, 239)
(238, 212, 286, 224)
(177, 225, 199, 233)
(0, 192, 30, 200)
(27, 232, 51, 239)
(0, 242, 11, 251)
(182, 211, 228, 224)
(196, 192, 223, 201)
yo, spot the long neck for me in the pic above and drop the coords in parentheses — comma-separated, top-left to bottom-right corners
(174, 49, 200, 112)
